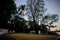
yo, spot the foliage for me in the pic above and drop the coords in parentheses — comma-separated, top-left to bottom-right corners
(29, 21, 35, 30)
(0, 0, 17, 28)
(26, 0, 45, 34)
(26, 0, 59, 34)
(9, 5, 29, 33)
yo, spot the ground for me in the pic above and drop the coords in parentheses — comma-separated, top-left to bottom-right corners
(7, 33, 57, 40)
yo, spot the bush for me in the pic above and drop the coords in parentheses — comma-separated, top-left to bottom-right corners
(47, 31, 57, 35)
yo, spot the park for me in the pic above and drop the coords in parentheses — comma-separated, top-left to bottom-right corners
(0, 0, 60, 40)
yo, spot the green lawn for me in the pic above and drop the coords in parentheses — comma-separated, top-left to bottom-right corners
(8, 33, 57, 40)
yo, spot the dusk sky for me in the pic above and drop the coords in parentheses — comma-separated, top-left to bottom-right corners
(15, 0, 60, 31)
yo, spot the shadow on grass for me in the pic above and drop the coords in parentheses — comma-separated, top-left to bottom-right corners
(0, 34, 16, 40)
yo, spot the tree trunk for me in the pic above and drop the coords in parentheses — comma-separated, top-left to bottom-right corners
(33, 20, 38, 34)
(49, 27, 50, 31)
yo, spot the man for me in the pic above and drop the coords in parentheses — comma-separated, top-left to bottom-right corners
(18, 5, 28, 20)
(18, 5, 25, 15)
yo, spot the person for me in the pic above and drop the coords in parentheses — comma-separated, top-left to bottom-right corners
(18, 5, 28, 20)
(18, 5, 25, 15)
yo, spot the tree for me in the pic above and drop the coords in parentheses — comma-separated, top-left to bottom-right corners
(26, 0, 59, 34)
(14, 16, 28, 33)
(39, 14, 58, 34)
(9, 5, 29, 33)
(42, 14, 58, 31)
(0, 0, 17, 29)
(29, 21, 35, 30)
(26, 0, 45, 34)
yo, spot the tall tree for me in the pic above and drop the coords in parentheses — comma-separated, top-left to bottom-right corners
(26, 0, 45, 34)
(26, 0, 59, 34)
(0, 0, 16, 29)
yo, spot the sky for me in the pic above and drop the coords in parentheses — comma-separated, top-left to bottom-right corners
(15, 0, 60, 31)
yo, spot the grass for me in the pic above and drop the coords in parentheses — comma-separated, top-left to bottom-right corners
(8, 33, 57, 40)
